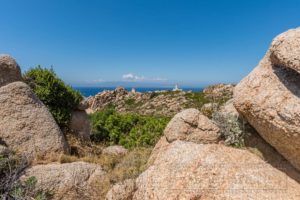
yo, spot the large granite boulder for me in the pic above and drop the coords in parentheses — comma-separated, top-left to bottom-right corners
(102, 145, 128, 157)
(22, 161, 108, 200)
(234, 27, 300, 171)
(105, 179, 135, 200)
(0, 82, 69, 158)
(0, 55, 22, 87)
(270, 28, 300, 73)
(164, 108, 221, 144)
(70, 111, 91, 141)
(133, 141, 300, 199)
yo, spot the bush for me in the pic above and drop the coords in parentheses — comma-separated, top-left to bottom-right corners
(23, 66, 83, 128)
(0, 153, 52, 199)
(90, 108, 170, 148)
(185, 92, 209, 109)
(213, 112, 249, 148)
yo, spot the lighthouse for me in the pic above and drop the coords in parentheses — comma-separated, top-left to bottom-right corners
(173, 84, 182, 91)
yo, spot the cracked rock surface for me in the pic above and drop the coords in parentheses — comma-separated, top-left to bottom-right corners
(164, 108, 221, 144)
(22, 161, 107, 200)
(234, 27, 300, 171)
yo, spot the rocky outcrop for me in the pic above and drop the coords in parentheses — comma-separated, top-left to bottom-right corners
(22, 161, 108, 200)
(0, 81, 69, 158)
(133, 141, 300, 199)
(77, 99, 89, 110)
(203, 83, 234, 101)
(164, 108, 221, 144)
(105, 179, 135, 200)
(270, 28, 300, 73)
(102, 145, 128, 157)
(0, 55, 22, 87)
(234, 27, 300, 171)
(219, 99, 239, 117)
(87, 87, 189, 117)
(70, 111, 91, 141)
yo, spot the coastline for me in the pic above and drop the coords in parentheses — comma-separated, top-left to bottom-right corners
(74, 86, 204, 97)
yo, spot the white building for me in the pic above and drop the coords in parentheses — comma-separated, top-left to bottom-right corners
(173, 84, 182, 91)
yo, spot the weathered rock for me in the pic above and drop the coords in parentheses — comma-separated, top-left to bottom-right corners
(203, 83, 234, 101)
(219, 99, 239, 117)
(105, 179, 136, 200)
(22, 161, 108, 200)
(102, 145, 128, 157)
(0, 55, 22, 87)
(87, 87, 190, 117)
(270, 28, 300, 73)
(164, 108, 221, 144)
(147, 136, 170, 165)
(133, 141, 300, 199)
(77, 99, 89, 110)
(0, 82, 69, 158)
(234, 29, 300, 171)
(200, 102, 218, 118)
(70, 111, 91, 141)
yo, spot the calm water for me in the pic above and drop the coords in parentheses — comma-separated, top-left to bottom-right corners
(74, 87, 203, 97)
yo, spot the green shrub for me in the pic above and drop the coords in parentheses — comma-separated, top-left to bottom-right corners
(0, 153, 52, 199)
(23, 66, 82, 128)
(124, 98, 135, 106)
(90, 108, 170, 148)
(185, 92, 209, 109)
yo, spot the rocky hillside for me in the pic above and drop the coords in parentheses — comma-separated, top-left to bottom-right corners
(86, 84, 234, 117)
(2, 27, 300, 200)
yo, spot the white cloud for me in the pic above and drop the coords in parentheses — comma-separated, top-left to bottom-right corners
(122, 73, 145, 81)
(122, 73, 167, 82)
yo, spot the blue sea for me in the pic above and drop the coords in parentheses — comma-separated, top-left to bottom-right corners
(74, 87, 203, 97)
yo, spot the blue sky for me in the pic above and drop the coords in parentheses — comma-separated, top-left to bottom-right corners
(1, 0, 300, 87)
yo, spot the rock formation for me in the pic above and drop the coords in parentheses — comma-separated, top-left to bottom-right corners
(109, 105, 300, 199)
(105, 179, 135, 200)
(70, 111, 91, 141)
(164, 108, 221, 144)
(234, 27, 300, 171)
(133, 141, 300, 199)
(0, 81, 69, 158)
(22, 161, 108, 200)
(102, 145, 128, 157)
(0, 55, 22, 87)
(87, 87, 189, 116)
(203, 83, 234, 102)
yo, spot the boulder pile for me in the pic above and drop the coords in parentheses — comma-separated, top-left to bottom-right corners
(86, 87, 189, 116)
(107, 108, 300, 199)
(0, 55, 68, 159)
(164, 108, 221, 144)
(234, 28, 300, 171)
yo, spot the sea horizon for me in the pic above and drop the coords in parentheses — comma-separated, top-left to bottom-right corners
(74, 86, 203, 97)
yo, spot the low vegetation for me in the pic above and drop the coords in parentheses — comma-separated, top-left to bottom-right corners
(0, 153, 51, 199)
(23, 66, 82, 128)
(55, 134, 152, 199)
(213, 112, 249, 148)
(90, 107, 170, 148)
(184, 92, 209, 109)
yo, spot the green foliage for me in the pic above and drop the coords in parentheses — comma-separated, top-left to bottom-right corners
(185, 92, 209, 109)
(11, 176, 52, 200)
(213, 112, 249, 148)
(23, 66, 83, 128)
(124, 98, 135, 106)
(90, 108, 170, 148)
(0, 153, 52, 199)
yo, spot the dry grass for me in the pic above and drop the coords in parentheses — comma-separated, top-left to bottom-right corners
(31, 133, 153, 199)
(109, 147, 152, 183)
